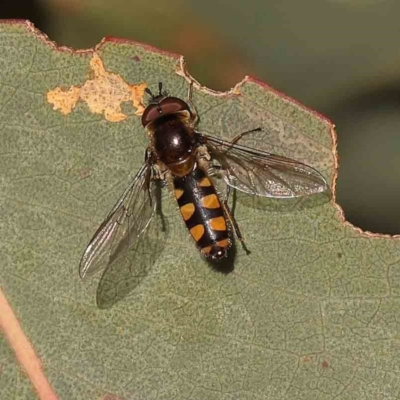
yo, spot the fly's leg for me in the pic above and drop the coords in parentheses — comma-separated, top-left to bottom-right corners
(152, 163, 168, 182)
(223, 128, 261, 157)
(198, 128, 263, 156)
(145, 148, 168, 232)
(145, 149, 167, 199)
(229, 127, 262, 146)
(221, 185, 251, 255)
(144, 148, 155, 208)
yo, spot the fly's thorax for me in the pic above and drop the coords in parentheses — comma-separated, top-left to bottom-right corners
(149, 113, 198, 176)
(167, 157, 196, 177)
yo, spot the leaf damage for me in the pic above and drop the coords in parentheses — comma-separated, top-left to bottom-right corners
(46, 53, 147, 122)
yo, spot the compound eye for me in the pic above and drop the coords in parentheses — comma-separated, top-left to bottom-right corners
(159, 97, 189, 115)
(141, 97, 190, 127)
(141, 104, 160, 127)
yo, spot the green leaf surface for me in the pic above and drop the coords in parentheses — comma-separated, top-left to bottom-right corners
(1, 20, 400, 400)
(0, 335, 38, 400)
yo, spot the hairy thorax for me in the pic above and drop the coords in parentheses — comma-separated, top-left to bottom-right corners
(151, 114, 198, 176)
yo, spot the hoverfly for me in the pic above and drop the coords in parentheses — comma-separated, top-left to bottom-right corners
(79, 82, 328, 280)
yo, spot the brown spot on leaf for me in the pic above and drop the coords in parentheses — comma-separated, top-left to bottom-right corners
(322, 360, 329, 368)
(47, 53, 147, 122)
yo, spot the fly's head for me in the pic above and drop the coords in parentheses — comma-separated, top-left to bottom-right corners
(141, 82, 192, 128)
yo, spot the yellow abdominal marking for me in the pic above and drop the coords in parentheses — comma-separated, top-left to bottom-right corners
(198, 177, 212, 187)
(202, 239, 230, 255)
(175, 188, 184, 199)
(201, 246, 212, 255)
(180, 203, 195, 221)
(209, 216, 226, 231)
(216, 239, 230, 248)
(190, 224, 205, 241)
(201, 194, 220, 209)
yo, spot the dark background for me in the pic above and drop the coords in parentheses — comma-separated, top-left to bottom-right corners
(3, 0, 400, 234)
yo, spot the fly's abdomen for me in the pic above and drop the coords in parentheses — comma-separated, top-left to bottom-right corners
(173, 167, 231, 259)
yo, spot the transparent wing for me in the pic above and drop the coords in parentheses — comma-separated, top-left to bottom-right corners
(79, 162, 155, 278)
(204, 134, 329, 198)
(96, 181, 168, 309)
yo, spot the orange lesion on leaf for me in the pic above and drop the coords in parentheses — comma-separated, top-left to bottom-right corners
(46, 53, 147, 122)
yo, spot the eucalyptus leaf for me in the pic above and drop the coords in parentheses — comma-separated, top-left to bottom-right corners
(1, 20, 400, 400)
